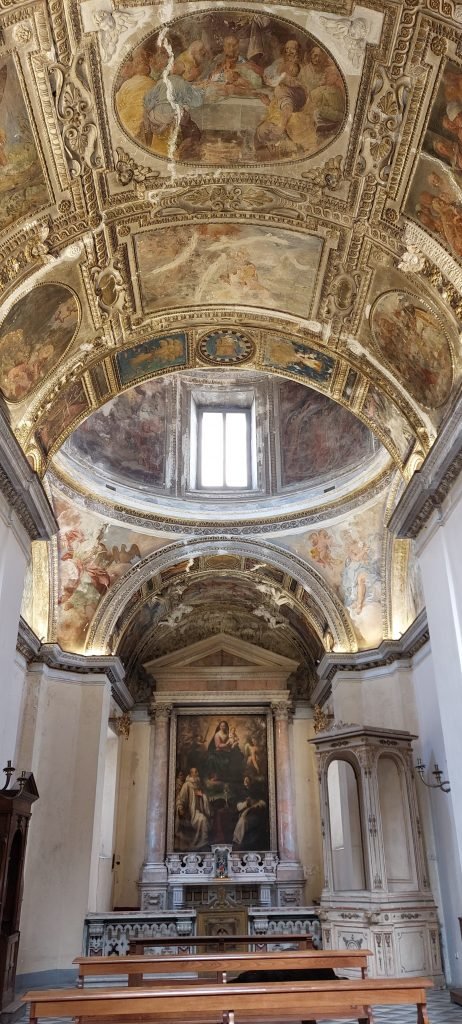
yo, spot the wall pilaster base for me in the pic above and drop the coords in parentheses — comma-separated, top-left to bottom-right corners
(138, 863, 168, 910)
(276, 862, 305, 907)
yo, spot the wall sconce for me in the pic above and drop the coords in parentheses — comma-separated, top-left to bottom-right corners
(415, 757, 451, 794)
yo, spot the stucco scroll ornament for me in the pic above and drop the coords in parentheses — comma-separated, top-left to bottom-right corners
(357, 68, 410, 183)
(324, 271, 359, 320)
(91, 258, 127, 318)
(48, 53, 102, 178)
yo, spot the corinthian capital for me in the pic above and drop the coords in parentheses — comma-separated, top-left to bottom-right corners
(271, 701, 290, 722)
(150, 702, 173, 722)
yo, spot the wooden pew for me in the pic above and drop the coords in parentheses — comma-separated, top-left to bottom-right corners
(128, 934, 313, 954)
(24, 977, 433, 1024)
(73, 947, 371, 987)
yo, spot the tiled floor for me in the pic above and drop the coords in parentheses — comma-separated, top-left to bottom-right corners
(373, 989, 462, 1023)
(17, 990, 462, 1024)
(310, 990, 462, 1022)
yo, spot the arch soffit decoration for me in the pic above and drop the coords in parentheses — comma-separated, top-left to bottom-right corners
(113, 565, 326, 662)
(118, 580, 323, 690)
(86, 538, 358, 655)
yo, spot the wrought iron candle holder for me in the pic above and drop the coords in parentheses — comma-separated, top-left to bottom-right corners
(415, 757, 451, 793)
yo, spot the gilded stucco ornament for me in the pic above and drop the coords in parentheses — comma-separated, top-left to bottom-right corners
(113, 711, 131, 738)
(115, 147, 150, 186)
(91, 259, 127, 318)
(357, 68, 410, 183)
(48, 52, 102, 179)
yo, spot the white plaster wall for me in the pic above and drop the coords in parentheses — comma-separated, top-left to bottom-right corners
(413, 485, 462, 984)
(113, 720, 150, 908)
(410, 644, 462, 985)
(0, 493, 30, 768)
(17, 666, 111, 975)
(292, 711, 323, 903)
(331, 662, 418, 733)
(11, 649, 28, 762)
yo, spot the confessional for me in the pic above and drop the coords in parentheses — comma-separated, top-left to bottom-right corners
(0, 768, 39, 1009)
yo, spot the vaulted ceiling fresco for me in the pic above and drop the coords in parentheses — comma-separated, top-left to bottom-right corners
(1, 0, 460, 694)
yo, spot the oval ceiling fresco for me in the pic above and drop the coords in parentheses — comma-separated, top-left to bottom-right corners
(0, 284, 80, 404)
(114, 11, 347, 166)
(370, 290, 453, 409)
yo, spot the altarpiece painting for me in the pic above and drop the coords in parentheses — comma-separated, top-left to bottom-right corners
(169, 710, 275, 853)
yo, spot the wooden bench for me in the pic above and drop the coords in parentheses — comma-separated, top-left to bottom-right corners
(73, 947, 371, 987)
(24, 976, 433, 1024)
(128, 934, 313, 954)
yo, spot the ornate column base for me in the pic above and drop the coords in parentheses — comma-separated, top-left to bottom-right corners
(276, 861, 305, 907)
(138, 862, 168, 910)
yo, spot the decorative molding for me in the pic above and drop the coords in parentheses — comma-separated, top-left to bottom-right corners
(15, 617, 132, 711)
(312, 608, 429, 701)
(16, 616, 42, 663)
(165, 850, 279, 882)
(87, 538, 357, 656)
(0, 405, 57, 541)
(389, 395, 462, 539)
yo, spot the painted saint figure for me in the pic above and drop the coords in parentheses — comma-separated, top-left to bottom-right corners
(176, 766, 211, 850)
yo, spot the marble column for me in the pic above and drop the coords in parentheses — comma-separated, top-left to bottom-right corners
(272, 701, 305, 902)
(139, 702, 171, 908)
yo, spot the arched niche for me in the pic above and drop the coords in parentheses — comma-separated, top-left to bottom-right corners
(327, 758, 366, 892)
(377, 752, 416, 891)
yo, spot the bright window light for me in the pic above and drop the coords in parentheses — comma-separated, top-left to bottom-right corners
(199, 409, 249, 489)
(201, 412, 224, 487)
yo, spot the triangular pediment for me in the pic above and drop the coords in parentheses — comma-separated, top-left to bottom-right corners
(144, 633, 298, 675)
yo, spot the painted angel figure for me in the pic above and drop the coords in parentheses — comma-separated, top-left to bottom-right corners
(319, 16, 368, 70)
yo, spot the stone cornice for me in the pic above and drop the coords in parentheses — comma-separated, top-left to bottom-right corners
(150, 689, 290, 710)
(0, 406, 57, 541)
(389, 398, 462, 540)
(312, 609, 429, 704)
(16, 616, 42, 662)
(16, 617, 132, 711)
